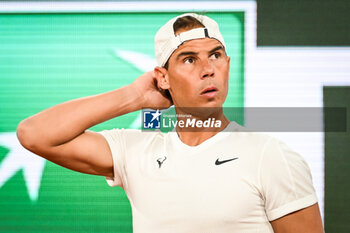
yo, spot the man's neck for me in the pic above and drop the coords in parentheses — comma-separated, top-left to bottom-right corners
(174, 108, 230, 147)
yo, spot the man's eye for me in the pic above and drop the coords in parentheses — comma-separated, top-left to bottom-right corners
(210, 53, 220, 59)
(184, 57, 195, 64)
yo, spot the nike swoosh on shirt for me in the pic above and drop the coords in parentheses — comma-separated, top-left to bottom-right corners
(215, 157, 238, 165)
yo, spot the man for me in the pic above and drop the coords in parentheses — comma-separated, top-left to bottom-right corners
(17, 13, 324, 232)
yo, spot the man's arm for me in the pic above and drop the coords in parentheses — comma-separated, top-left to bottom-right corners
(270, 203, 324, 233)
(16, 71, 172, 177)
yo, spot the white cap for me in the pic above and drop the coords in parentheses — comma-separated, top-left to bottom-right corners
(154, 13, 226, 67)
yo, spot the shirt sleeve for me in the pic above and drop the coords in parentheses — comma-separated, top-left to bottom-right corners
(97, 128, 126, 187)
(258, 137, 318, 221)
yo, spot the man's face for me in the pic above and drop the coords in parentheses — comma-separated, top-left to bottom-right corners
(165, 38, 230, 108)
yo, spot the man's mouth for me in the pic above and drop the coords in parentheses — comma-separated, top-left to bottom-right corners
(200, 86, 218, 98)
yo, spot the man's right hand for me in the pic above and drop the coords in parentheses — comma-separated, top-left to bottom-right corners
(130, 71, 173, 110)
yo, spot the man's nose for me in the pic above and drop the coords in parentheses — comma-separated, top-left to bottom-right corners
(201, 60, 215, 79)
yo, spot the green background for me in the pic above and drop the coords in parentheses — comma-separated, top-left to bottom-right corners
(324, 87, 350, 233)
(0, 12, 245, 232)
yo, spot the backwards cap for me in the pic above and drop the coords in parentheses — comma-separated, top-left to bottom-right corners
(154, 13, 226, 67)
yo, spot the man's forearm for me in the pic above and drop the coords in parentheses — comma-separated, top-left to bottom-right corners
(17, 85, 141, 147)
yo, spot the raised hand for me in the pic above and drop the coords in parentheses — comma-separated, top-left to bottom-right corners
(130, 71, 173, 110)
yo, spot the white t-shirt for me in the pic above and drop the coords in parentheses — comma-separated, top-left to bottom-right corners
(98, 122, 317, 233)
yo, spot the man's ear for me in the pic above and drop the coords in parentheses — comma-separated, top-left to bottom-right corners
(154, 67, 170, 90)
(227, 56, 231, 66)
(227, 56, 231, 80)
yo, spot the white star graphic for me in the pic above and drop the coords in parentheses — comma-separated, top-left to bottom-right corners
(0, 132, 46, 201)
(150, 109, 161, 122)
